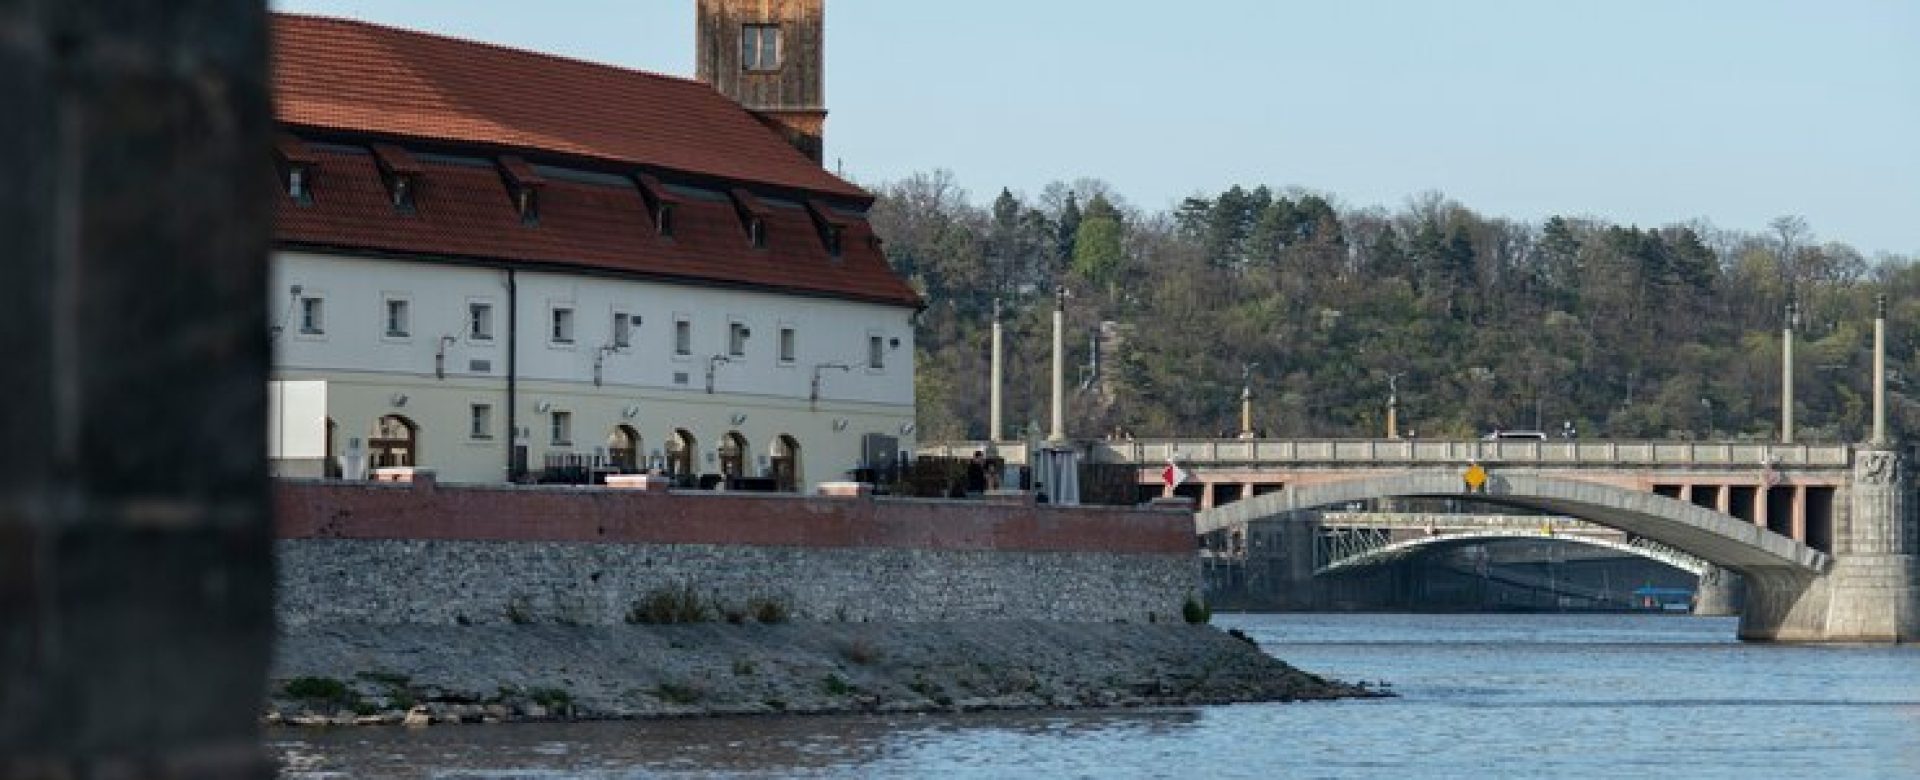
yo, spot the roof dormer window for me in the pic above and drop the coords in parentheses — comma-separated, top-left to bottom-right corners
(806, 199, 851, 258)
(729, 188, 772, 250)
(371, 143, 422, 214)
(275, 134, 318, 206)
(288, 167, 309, 200)
(634, 172, 684, 239)
(656, 204, 676, 238)
(498, 156, 546, 226)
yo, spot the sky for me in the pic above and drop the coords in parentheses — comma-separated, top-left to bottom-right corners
(272, 0, 1918, 256)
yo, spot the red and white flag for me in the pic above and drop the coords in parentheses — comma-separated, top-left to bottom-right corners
(1161, 457, 1190, 489)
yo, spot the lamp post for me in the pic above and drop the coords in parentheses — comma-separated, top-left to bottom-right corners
(1385, 372, 1404, 440)
(1238, 362, 1258, 439)
(1782, 298, 1799, 444)
(1700, 397, 1714, 441)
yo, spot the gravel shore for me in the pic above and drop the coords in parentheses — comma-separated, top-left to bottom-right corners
(267, 620, 1376, 725)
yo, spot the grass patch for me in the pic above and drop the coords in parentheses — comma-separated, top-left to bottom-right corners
(505, 598, 535, 625)
(1182, 595, 1212, 625)
(837, 637, 880, 666)
(654, 682, 704, 705)
(628, 583, 712, 624)
(822, 673, 856, 696)
(528, 687, 572, 710)
(283, 676, 351, 703)
(748, 597, 790, 624)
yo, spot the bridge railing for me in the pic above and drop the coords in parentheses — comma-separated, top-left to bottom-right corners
(922, 439, 1853, 469)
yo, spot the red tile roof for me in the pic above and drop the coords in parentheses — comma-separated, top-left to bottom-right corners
(272, 13, 865, 200)
(274, 146, 919, 308)
(269, 13, 920, 309)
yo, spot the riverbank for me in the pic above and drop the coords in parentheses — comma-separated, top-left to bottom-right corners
(266, 620, 1375, 725)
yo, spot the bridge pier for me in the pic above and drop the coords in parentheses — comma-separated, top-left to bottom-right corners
(1740, 449, 1918, 642)
(1692, 566, 1743, 616)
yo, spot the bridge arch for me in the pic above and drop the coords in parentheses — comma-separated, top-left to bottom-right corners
(1196, 471, 1827, 576)
(1315, 530, 1710, 578)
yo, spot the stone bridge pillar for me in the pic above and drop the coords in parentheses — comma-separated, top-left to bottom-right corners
(1819, 449, 1919, 641)
(1692, 566, 1743, 617)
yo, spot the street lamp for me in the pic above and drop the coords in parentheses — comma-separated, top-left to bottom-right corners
(1700, 398, 1714, 441)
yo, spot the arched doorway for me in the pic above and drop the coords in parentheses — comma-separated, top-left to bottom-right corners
(608, 425, 640, 472)
(666, 429, 696, 481)
(370, 414, 417, 468)
(719, 431, 748, 480)
(771, 435, 801, 492)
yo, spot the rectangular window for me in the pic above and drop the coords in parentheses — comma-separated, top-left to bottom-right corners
(469, 302, 493, 341)
(385, 298, 410, 338)
(656, 205, 675, 237)
(779, 326, 796, 363)
(613, 312, 633, 349)
(469, 404, 493, 439)
(747, 219, 766, 249)
(742, 24, 781, 71)
(869, 335, 885, 369)
(299, 296, 325, 334)
(729, 322, 749, 357)
(674, 319, 692, 357)
(550, 410, 572, 445)
(551, 307, 574, 344)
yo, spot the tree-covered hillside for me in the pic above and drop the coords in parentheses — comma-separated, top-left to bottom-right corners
(868, 171, 1919, 444)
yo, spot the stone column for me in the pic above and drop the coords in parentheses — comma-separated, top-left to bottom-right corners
(1048, 287, 1065, 443)
(1821, 450, 1919, 641)
(1873, 294, 1888, 446)
(989, 300, 1003, 444)
(1238, 385, 1254, 439)
(1782, 300, 1798, 444)
(0, 4, 275, 777)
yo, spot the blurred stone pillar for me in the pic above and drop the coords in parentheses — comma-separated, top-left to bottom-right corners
(0, 2, 274, 778)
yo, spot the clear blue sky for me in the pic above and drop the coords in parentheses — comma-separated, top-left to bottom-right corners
(273, 0, 1918, 256)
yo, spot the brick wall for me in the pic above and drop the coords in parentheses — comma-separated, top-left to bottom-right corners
(276, 481, 1199, 625)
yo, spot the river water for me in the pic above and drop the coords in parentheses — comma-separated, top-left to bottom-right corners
(274, 613, 1920, 778)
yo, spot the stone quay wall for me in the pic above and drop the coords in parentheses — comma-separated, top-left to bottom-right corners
(275, 481, 1199, 626)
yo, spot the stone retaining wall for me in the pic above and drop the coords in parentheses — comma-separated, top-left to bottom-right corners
(275, 481, 1198, 626)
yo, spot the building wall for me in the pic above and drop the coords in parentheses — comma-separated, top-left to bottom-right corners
(275, 481, 1199, 625)
(268, 250, 915, 486)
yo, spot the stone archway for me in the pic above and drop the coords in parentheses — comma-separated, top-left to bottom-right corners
(719, 431, 749, 480)
(370, 414, 417, 468)
(771, 434, 801, 492)
(607, 425, 640, 472)
(666, 428, 696, 481)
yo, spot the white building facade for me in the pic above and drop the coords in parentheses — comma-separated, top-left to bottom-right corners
(267, 11, 920, 488)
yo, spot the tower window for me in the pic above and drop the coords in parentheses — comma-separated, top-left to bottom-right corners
(742, 24, 781, 71)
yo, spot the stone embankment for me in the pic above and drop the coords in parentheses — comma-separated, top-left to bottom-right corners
(266, 620, 1374, 725)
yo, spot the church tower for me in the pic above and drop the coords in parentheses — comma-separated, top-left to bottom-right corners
(696, 0, 828, 164)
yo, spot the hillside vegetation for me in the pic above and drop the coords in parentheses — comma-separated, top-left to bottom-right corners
(869, 172, 1919, 443)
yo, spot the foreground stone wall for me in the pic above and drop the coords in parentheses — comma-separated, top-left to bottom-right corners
(275, 481, 1199, 626)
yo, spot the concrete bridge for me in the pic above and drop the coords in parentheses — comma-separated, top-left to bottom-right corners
(923, 437, 1919, 642)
